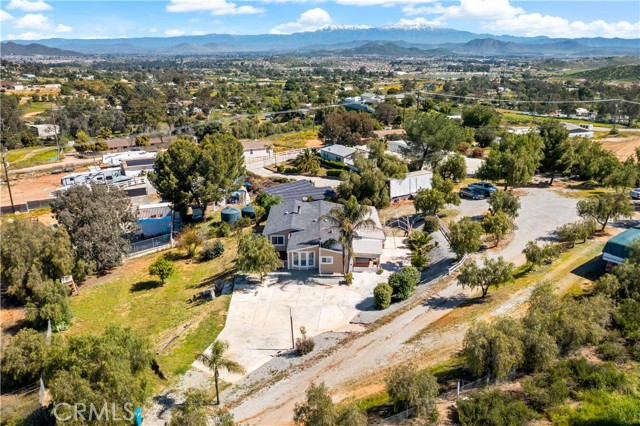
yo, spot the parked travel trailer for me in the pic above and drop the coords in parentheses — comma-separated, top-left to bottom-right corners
(388, 170, 433, 201)
(60, 166, 129, 187)
(102, 150, 156, 166)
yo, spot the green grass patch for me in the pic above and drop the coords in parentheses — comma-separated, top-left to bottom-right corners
(549, 390, 640, 426)
(6, 147, 61, 169)
(68, 237, 238, 381)
(267, 129, 318, 151)
(22, 102, 53, 116)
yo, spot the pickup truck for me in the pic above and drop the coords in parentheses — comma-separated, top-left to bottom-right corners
(469, 182, 498, 197)
(460, 186, 486, 200)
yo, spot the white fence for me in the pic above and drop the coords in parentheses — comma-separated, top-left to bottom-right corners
(448, 254, 468, 275)
(129, 234, 172, 255)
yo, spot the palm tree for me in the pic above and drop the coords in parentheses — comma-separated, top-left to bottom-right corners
(407, 230, 436, 270)
(295, 148, 320, 174)
(321, 196, 377, 276)
(197, 340, 246, 405)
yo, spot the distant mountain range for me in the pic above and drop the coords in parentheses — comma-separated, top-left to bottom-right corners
(1, 41, 82, 56)
(1, 24, 638, 56)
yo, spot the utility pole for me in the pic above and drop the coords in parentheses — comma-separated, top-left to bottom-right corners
(2, 151, 15, 214)
(289, 307, 295, 350)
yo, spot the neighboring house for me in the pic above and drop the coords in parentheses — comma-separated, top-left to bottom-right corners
(388, 170, 433, 201)
(102, 150, 155, 166)
(319, 144, 357, 163)
(507, 126, 534, 135)
(345, 103, 375, 113)
(344, 96, 361, 103)
(242, 140, 271, 161)
(104, 135, 176, 151)
(262, 199, 386, 273)
(562, 122, 594, 138)
(386, 139, 408, 155)
(28, 124, 59, 140)
(263, 180, 336, 202)
(134, 202, 174, 238)
(602, 226, 640, 266)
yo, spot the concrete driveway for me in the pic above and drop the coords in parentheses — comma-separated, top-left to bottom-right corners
(209, 239, 412, 382)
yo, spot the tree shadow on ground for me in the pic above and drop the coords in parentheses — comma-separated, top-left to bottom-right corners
(190, 269, 236, 289)
(422, 293, 469, 310)
(356, 296, 374, 311)
(130, 280, 162, 292)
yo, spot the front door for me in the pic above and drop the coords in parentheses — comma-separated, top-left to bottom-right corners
(292, 251, 316, 270)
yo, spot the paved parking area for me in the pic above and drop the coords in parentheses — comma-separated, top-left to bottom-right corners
(212, 239, 411, 381)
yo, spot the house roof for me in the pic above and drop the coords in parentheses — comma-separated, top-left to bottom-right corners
(263, 180, 336, 202)
(263, 199, 384, 252)
(319, 144, 356, 158)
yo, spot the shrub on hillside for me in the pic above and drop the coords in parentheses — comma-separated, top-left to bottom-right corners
(389, 266, 420, 301)
(210, 221, 231, 238)
(295, 326, 315, 356)
(471, 147, 485, 158)
(457, 142, 471, 155)
(201, 241, 225, 261)
(326, 169, 342, 177)
(373, 283, 393, 310)
(422, 215, 440, 234)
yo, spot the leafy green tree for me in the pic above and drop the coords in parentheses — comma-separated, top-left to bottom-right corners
(483, 211, 515, 246)
(457, 390, 534, 426)
(294, 382, 336, 426)
(570, 139, 619, 183)
(1, 328, 48, 387)
(197, 340, 245, 406)
(413, 175, 460, 216)
(177, 227, 204, 259)
(368, 139, 408, 179)
(407, 230, 435, 270)
(237, 233, 284, 283)
(255, 192, 282, 216)
(374, 282, 393, 309)
(438, 153, 467, 181)
(386, 364, 439, 418)
(75, 130, 90, 145)
(388, 266, 421, 301)
(321, 196, 377, 275)
(336, 404, 368, 426)
(404, 111, 466, 169)
(318, 111, 374, 146)
(448, 217, 483, 257)
(539, 121, 574, 184)
(134, 134, 150, 147)
(477, 132, 544, 189)
(373, 103, 398, 125)
(556, 219, 596, 247)
(98, 127, 112, 139)
(149, 256, 174, 285)
(52, 184, 135, 273)
(0, 94, 25, 147)
(337, 157, 391, 209)
(0, 219, 74, 303)
(604, 156, 638, 191)
(488, 190, 520, 218)
(150, 134, 245, 214)
(462, 105, 501, 147)
(463, 318, 524, 380)
(522, 241, 560, 268)
(577, 193, 634, 231)
(295, 148, 320, 174)
(169, 389, 228, 426)
(458, 257, 514, 298)
(25, 280, 72, 330)
(46, 325, 153, 424)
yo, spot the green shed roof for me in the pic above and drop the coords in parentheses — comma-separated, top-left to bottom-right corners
(603, 226, 640, 261)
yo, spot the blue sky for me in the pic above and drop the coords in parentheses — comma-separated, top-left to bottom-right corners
(1, 0, 638, 41)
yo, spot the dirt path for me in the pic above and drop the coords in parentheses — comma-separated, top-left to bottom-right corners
(600, 135, 640, 160)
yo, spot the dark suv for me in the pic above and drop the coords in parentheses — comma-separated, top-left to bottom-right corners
(469, 182, 498, 197)
(460, 186, 486, 200)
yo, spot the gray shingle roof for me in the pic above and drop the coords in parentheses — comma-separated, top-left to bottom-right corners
(263, 180, 336, 202)
(263, 200, 384, 252)
(319, 144, 356, 159)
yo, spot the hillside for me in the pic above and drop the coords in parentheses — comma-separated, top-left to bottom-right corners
(0, 42, 81, 56)
(571, 64, 640, 81)
(337, 41, 450, 57)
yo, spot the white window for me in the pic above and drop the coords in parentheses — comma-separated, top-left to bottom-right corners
(271, 235, 284, 246)
(321, 256, 333, 265)
(292, 252, 315, 269)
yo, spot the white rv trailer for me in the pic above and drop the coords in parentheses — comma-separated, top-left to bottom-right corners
(60, 166, 129, 187)
(388, 170, 433, 201)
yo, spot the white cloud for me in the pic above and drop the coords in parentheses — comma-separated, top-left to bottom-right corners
(166, 0, 264, 15)
(270, 7, 332, 34)
(337, 0, 435, 5)
(488, 14, 640, 39)
(149, 28, 158, 33)
(165, 29, 186, 36)
(403, 0, 640, 39)
(6, 0, 52, 12)
(0, 9, 14, 21)
(191, 30, 206, 35)
(55, 23, 72, 32)
(6, 31, 46, 40)
(14, 13, 51, 29)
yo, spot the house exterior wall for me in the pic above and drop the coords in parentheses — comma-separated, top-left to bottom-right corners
(265, 230, 291, 252)
(243, 148, 271, 160)
(319, 248, 344, 274)
(320, 151, 345, 163)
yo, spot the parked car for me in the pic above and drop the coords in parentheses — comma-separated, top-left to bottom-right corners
(460, 186, 486, 200)
(630, 188, 640, 200)
(469, 182, 498, 197)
